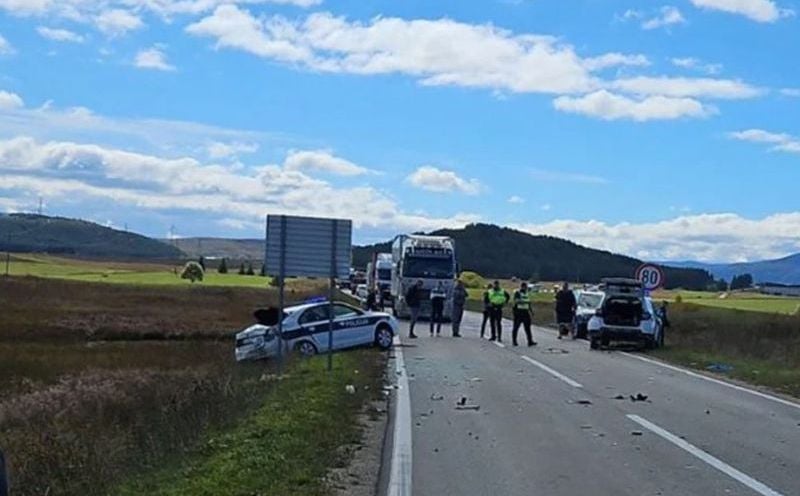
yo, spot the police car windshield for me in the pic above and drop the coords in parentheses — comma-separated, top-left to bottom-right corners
(578, 293, 603, 309)
(403, 257, 454, 279)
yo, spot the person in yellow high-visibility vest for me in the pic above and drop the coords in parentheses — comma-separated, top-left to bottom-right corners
(487, 280, 510, 342)
(512, 282, 537, 347)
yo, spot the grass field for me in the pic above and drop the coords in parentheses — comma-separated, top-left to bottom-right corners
(4, 254, 275, 288)
(652, 289, 800, 315)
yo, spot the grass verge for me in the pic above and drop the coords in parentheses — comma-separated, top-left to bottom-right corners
(116, 349, 386, 496)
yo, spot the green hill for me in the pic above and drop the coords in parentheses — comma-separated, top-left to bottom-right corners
(353, 223, 713, 290)
(0, 214, 183, 259)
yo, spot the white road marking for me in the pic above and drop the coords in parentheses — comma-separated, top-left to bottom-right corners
(621, 352, 800, 411)
(521, 355, 583, 388)
(388, 336, 412, 496)
(493, 341, 506, 348)
(627, 414, 785, 496)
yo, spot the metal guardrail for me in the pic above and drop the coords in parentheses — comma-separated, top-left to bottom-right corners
(0, 448, 8, 496)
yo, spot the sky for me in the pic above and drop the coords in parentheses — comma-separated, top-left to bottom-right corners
(0, 0, 798, 262)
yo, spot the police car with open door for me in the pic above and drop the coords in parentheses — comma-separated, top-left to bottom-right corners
(235, 300, 399, 361)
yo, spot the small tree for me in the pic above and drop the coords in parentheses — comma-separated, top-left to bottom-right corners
(181, 261, 204, 283)
(238, 262, 246, 275)
(259, 263, 266, 277)
(218, 258, 228, 274)
(246, 261, 255, 276)
(198, 256, 206, 271)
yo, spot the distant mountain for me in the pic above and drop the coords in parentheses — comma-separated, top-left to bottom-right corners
(353, 223, 714, 290)
(663, 253, 800, 285)
(169, 237, 264, 260)
(0, 214, 183, 259)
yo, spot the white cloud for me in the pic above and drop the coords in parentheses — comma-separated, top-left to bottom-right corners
(514, 212, 800, 262)
(95, 9, 144, 36)
(729, 129, 800, 154)
(187, 6, 630, 95)
(0, 90, 24, 110)
(36, 26, 84, 43)
(529, 168, 609, 185)
(690, 0, 793, 22)
(554, 90, 713, 121)
(206, 141, 259, 160)
(583, 53, 650, 71)
(0, 136, 479, 233)
(0, 33, 13, 54)
(642, 6, 687, 30)
(134, 46, 176, 71)
(407, 166, 482, 194)
(540, 203, 552, 211)
(283, 149, 372, 176)
(609, 77, 761, 99)
(671, 57, 722, 75)
(780, 88, 800, 97)
(508, 195, 525, 204)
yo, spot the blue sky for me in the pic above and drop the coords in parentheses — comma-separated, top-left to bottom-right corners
(0, 0, 798, 262)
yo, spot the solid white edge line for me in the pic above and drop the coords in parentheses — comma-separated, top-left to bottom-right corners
(388, 336, 412, 496)
(626, 414, 784, 496)
(621, 352, 800, 411)
(521, 355, 583, 388)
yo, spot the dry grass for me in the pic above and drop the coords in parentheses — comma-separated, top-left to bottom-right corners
(0, 276, 326, 341)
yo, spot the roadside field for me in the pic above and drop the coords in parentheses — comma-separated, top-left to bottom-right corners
(4, 254, 277, 288)
(0, 275, 387, 496)
(652, 289, 800, 315)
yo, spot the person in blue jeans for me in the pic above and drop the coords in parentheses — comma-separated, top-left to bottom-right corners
(430, 281, 447, 336)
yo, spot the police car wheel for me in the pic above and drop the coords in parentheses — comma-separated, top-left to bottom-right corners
(295, 341, 317, 357)
(375, 326, 393, 350)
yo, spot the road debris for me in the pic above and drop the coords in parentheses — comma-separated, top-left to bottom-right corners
(469, 377, 482, 382)
(577, 399, 593, 405)
(430, 393, 445, 401)
(345, 385, 356, 394)
(630, 393, 649, 402)
(631, 431, 643, 436)
(706, 363, 734, 373)
(580, 424, 592, 429)
(543, 347, 570, 354)
(456, 404, 481, 411)
(613, 394, 625, 400)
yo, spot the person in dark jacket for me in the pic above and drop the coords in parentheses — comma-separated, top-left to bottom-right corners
(451, 279, 467, 337)
(480, 283, 492, 338)
(429, 281, 447, 336)
(555, 282, 577, 339)
(405, 279, 424, 339)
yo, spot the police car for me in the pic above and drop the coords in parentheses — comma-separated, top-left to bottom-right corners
(235, 300, 399, 361)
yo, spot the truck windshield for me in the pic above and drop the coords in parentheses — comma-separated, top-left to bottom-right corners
(378, 268, 392, 280)
(403, 257, 454, 279)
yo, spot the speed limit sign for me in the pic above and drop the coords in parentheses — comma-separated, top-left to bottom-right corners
(635, 263, 665, 291)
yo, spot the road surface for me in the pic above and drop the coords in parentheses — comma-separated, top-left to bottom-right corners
(385, 311, 799, 496)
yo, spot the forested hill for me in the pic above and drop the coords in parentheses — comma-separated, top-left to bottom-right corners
(352, 223, 714, 290)
(0, 214, 183, 259)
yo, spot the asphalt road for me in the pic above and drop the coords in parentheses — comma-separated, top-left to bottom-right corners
(387, 310, 800, 496)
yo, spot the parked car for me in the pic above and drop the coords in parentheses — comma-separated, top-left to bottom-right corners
(574, 290, 604, 340)
(355, 283, 368, 300)
(587, 278, 663, 350)
(235, 300, 398, 361)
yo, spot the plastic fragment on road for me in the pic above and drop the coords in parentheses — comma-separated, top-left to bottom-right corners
(544, 347, 570, 354)
(631, 431, 643, 436)
(706, 363, 734, 373)
(613, 394, 625, 400)
(345, 384, 356, 394)
(469, 377, 482, 382)
(630, 393, 649, 402)
(455, 404, 481, 411)
(577, 399, 593, 405)
(430, 393, 445, 401)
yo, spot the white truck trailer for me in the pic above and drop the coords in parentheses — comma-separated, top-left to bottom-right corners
(390, 234, 457, 319)
(366, 252, 393, 305)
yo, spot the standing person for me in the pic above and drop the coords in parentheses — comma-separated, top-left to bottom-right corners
(512, 282, 537, 347)
(405, 280, 423, 339)
(555, 282, 577, 340)
(451, 279, 467, 337)
(480, 283, 492, 338)
(365, 286, 378, 311)
(430, 281, 446, 336)
(488, 280, 510, 342)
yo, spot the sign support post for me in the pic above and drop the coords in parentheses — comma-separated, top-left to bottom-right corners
(276, 215, 287, 377)
(327, 219, 337, 372)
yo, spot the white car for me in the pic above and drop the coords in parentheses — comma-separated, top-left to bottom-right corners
(235, 300, 398, 361)
(574, 290, 605, 340)
(587, 278, 663, 350)
(355, 284, 369, 300)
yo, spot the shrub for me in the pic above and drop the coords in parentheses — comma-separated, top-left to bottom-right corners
(460, 271, 485, 289)
(217, 258, 228, 274)
(675, 294, 683, 303)
(246, 262, 255, 276)
(238, 263, 246, 275)
(180, 262, 204, 283)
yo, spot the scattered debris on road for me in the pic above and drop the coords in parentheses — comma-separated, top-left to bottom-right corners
(630, 393, 649, 402)
(577, 399, 593, 405)
(580, 424, 592, 429)
(543, 347, 570, 354)
(631, 431, 643, 436)
(345, 385, 356, 394)
(469, 377, 482, 382)
(613, 394, 625, 400)
(706, 363, 734, 373)
(455, 396, 480, 410)
(430, 393, 444, 401)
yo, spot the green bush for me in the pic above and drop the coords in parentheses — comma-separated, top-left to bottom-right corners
(180, 262, 204, 283)
(460, 271, 486, 289)
(217, 258, 228, 274)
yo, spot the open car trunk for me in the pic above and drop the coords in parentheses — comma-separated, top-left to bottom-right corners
(603, 297, 642, 327)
